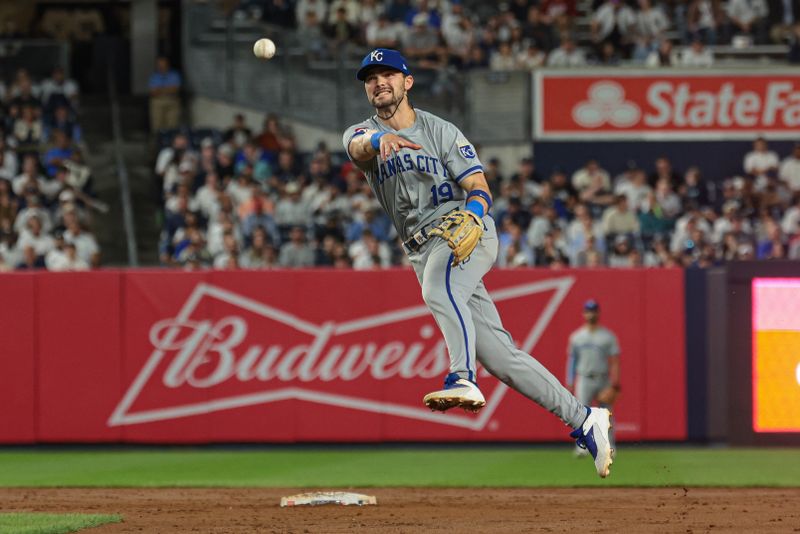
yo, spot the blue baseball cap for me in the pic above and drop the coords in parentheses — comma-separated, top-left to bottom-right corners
(356, 48, 411, 81)
(583, 300, 600, 312)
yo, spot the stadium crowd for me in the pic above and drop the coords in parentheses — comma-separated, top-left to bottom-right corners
(156, 116, 800, 270)
(236, 0, 800, 67)
(0, 66, 102, 271)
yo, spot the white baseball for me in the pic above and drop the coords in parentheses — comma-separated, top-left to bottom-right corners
(253, 38, 276, 59)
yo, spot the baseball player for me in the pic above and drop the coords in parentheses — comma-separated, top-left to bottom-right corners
(343, 49, 614, 477)
(566, 300, 620, 456)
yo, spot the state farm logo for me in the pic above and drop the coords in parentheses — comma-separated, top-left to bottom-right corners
(108, 278, 574, 430)
(572, 81, 640, 128)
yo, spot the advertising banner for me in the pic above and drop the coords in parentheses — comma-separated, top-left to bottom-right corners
(3, 269, 687, 443)
(752, 278, 800, 433)
(534, 70, 800, 140)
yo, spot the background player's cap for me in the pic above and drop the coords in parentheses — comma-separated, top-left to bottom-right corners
(584, 299, 600, 312)
(357, 48, 411, 81)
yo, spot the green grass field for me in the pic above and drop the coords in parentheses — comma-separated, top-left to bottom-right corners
(0, 447, 799, 488)
(0, 513, 121, 534)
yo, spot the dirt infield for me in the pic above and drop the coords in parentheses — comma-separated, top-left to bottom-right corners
(2, 488, 799, 533)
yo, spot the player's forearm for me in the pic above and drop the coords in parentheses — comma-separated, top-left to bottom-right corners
(348, 130, 379, 161)
(459, 172, 492, 215)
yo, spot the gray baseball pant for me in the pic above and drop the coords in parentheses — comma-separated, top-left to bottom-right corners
(408, 215, 587, 429)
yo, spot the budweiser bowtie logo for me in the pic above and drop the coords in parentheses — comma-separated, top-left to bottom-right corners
(109, 277, 574, 430)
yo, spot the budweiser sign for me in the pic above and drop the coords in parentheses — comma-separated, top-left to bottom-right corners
(534, 70, 800, 140)
(109, 278, 574, 430)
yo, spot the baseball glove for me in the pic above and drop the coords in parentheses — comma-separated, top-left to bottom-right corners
(596, 386, 619, 405)
(429, 210, 483, 266)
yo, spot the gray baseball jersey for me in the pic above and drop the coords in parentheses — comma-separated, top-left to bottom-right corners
(342, 109, 587, 431)
(342, 109, 483, 242)
(567, 326, 620, 384)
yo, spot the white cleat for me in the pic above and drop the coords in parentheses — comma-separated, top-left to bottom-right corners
(423, 374, 486, 413)
(570, 407, 614, 478)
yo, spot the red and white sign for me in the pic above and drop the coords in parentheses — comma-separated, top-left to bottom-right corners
(0, 269, 687, 443)
(534, 70, 800, 140)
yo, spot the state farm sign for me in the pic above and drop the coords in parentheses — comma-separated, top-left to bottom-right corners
(534, 70, 800, 140)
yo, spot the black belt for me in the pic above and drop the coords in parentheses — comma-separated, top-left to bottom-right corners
(403, 224, 435, 253)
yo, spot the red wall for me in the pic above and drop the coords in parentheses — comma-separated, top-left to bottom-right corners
(0, 268, 686, 443)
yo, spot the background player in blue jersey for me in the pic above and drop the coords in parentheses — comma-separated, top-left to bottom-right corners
(343, 48, 614, 477)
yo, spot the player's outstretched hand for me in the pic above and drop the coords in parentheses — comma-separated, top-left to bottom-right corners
(379, 133, 422, 160)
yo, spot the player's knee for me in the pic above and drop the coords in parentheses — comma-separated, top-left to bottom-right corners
(421, 282, 446, 309)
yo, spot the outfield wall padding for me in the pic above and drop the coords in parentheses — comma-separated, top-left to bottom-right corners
(0, 269, 687, 443)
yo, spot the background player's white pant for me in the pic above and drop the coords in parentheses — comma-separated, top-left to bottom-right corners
(409, 215, 586, 429)
(575, 375, 617, 448)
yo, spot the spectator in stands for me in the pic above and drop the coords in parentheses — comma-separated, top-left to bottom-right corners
(779, 142, 800, 191)
(490, 42, 518, 70)
(62, 209, 99, 267)
(13, 154, 58, 201)
(523, 7, 556, 52)
(255, 115, 295, 160)
(148, 56, 182, 132)
(443, 10, 477, 64)
(40, 66, 79, 118)
(356, 0, 384, 28)
(547, 36, 588, 65)
(645, 38, 679, 66)
(572, 158, 611, 192)
(654, 177, 683, 219)
(224, 113, 252, 151)
(279, 225, 315, 267)
(727, 0, 770, 43)
(541, 0, 578, 27)
(516, 41, 547, 68)
(241, 191, 281, 244)
(0, 137, 17, 179)
(678, 166, 712, 207)
(594, 41, 623, 64)
(328, 0, 360, 26)
(782, 193, 800, 236)
(326, 6, 359, 47)
(8, 69, 41, 113)
(298, 11, 328, 56)
(608, 234, 635, 266)
(651, 156, 681, 187)
(534, 229, 570, 266)
(296, 0, 328, 27)
(681, 37, 715, 65)
(687, 0, 723, 44)
(497, 221, 534, 267)
(45, 104, 81, 144)
(402, 13, 443, 68)
(13, 105, 43, 158)
(366, 13, 405, 48)
(602, 194, 641, 237)
(744, 136, 779, 182)
(47, 235, 89, 271)
(275, 181, 311, 232)
(213, 232, 241, 269)
(43, 130, 74, 178)
(16, 214, 53, 267)
(767, 0, 799, 41)
(616, 167, 652, 211)
(591, 0, 637, 56)
(239, 226, 276, 268)
(156, 133, 196, 194)
(636, 0, 670, 40)
(349, 229, 392, 269)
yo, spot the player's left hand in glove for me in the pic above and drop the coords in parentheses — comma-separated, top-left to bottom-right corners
(429, 209, 483, 266)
